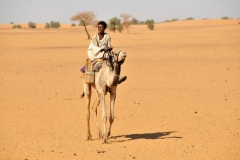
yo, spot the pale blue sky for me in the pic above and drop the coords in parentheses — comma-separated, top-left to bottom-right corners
(0, 0, 239, 24)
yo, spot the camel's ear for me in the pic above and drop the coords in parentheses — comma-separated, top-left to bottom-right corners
(114, 50, 122, 54)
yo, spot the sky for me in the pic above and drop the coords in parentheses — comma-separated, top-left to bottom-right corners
(0, 0, 240, 24)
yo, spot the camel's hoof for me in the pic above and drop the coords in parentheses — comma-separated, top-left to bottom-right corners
(96, 131, 103, 140)
(102, 139, 110, 144)
(86, 136, 92, 141)
(98, 134, 103, 140)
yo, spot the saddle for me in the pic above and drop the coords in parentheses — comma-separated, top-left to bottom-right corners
(84, 57, 105, 84)
(85, 49, 115, 85)
(85, 59, 95, 85)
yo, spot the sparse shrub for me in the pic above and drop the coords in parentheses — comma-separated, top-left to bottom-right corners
(10, 22, 14, 24)
(50, 21, 60, 28)
(145, 19, 155, 30)
(221, 16, 229, 19)
(163, 20, 170, 23)
(162, 18, 178, 23)
(108, 17, 123, 33)
(45, 23, 50, 28)
(131, 18, 139, 25)
(171, 18, 178, 22)
(71, 23, 76, 27)
(138, 21, 145, 24)
(238, 22, 240, 25)
(148, 23, 154, 30)
(12, 24, 22, 29)
(186, 17, 194, 20)
(45, 21, 60, 28)
(28, 21, 36, 28)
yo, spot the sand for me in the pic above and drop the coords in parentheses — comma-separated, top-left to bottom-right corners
(0, 20, 240, 160)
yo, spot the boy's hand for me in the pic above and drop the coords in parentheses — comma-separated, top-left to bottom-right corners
(104, 47, 113, 52)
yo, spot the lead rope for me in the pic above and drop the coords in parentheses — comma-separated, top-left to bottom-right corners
(104, 51, 120, 77)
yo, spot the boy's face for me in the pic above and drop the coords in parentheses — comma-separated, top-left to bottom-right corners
(98, 24, 105, 34)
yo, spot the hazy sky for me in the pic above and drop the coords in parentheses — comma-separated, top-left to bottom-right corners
(0, 0, 239, 24)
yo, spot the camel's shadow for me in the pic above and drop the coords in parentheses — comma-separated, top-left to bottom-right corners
(110, 131, 182, 142)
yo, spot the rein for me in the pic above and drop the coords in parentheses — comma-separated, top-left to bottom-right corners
(103, 51, 121, 77)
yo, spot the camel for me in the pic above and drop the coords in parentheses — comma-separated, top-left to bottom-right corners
(82, 50, 127, 143)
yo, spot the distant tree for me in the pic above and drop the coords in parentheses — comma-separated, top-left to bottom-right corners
(91, 20, 100, 28)
(28, 21, 36, 28)
(12, 24, 22, 29)
(120, 14, 132, 33)
(108, 17, 123, 33)
(145, 19, 155, 30)
(71, 23, 76, 27)
(131, 18, 139, 25)
(71, 11, 96, 39)
(45, 23, 50, 28)
(10, 22, 14, 24)
(139, 21, 145, 24)
(186, 17, 194, 20)
(221, 16, 229, 19)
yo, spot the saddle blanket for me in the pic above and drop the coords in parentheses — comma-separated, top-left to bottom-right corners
(92, 59, 103, 72)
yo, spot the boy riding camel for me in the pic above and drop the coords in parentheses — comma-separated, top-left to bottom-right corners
(81, 21, 126, 84)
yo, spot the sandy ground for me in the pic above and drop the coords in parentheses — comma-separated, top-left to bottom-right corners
(0, 20, 240, 160)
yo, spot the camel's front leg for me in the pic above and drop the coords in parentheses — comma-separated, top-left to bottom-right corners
(84, 82, 92, 140)
(98, 89, 108, 143)
(108, 86, 116, 137)
(92, 91, 102, 140)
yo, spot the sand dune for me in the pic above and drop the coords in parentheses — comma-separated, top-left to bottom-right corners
(0, 20, 240, 159)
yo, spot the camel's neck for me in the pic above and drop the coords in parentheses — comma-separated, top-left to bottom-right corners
(114, 62, 121, 77)
(98, 60, 121, 87)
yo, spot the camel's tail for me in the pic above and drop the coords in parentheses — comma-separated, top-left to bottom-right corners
(80, 92, 85, 98)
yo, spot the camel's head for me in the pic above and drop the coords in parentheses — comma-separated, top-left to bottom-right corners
(113, 50, 127, 65)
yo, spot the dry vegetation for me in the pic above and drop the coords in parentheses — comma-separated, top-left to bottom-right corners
(120, 14, 132, 33)
(71, 11, 96, 39)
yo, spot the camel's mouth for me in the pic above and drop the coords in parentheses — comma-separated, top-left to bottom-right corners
(118, 51, 127, 63)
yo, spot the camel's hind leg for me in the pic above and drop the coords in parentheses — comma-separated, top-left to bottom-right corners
(84, 82, 92, 140)
(108, 86, 116, 137)
(92, 90, 103, 140)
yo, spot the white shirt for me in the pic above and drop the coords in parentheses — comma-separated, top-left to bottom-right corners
(87, 33, 111, 61)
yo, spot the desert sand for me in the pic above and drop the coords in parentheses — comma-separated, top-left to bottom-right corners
(0, 20, 240, 160)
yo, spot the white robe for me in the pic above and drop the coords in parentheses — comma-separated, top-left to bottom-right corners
(87, 33, 111, 61)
